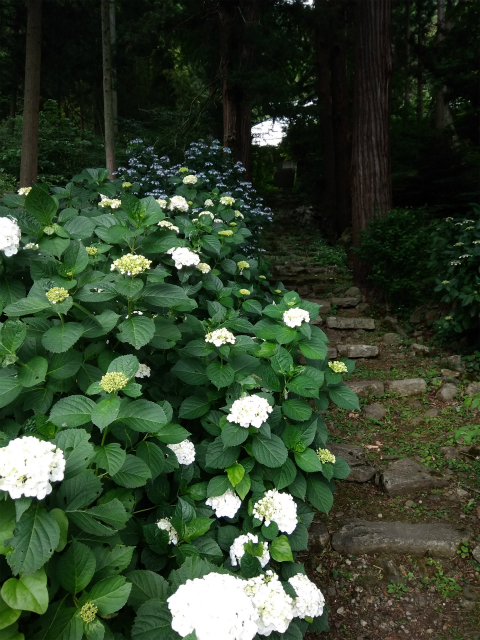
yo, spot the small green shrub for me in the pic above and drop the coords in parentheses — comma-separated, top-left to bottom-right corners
(430, 204, 480, 337)
(354, 207, 430, 307)
(0, 163, 359, 639)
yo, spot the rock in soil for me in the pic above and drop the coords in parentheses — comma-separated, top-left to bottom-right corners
(473, 544, 480, 563)
(331, 296, 361, 308)
(382, 458, 450, 496)
(326, 317, 375, 330)
(346, 379, 385, 398)
(411, 343, 431, 356)
(425, 407, 440, 418)
(326, 443, 376, 483)
(383, 315, 407, 337)
(337, 344, 379, 359)
(439, 354, 464, 371)
(331, 519, 472, 557)
(385, 378, 427, 396)
(344, 466, 376, 482)
(345, 286, 361, 297)
(308, 522, 330, 552)
(362, 402, 387, 420)
(382, 332, 402, 345)
(465, 381, 480, 397)
(436, 382, 458, 402)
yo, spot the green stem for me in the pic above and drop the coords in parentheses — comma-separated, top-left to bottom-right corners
(101, 425, 110, 446)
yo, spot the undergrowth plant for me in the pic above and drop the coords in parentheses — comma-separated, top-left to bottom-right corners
(0, 164, 358, 640)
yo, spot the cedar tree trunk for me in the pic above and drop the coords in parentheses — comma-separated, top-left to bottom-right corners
(101, 0, 115, 178)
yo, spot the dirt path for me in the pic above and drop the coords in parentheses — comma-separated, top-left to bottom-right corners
(260, 197, 480, 640)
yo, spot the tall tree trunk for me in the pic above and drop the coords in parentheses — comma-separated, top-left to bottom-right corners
(331, 0, 351, 235)
(314, 0, 337, 232)
(20, 0, 42, 188)
(109, 0, 118, 134)
(416, 0, 424, 121)
(351, 0, 392, 286)
(434, 0, 452, 129)
(405, 0, 411, 105)
(101, 0, 115, 178)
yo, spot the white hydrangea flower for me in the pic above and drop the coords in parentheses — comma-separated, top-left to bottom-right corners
(204, 199, 214, 207)
(156, 198, 167, 208)
(18, 187, 32, 196)
(328, 361, 348, 374)
(158, 220, 179, 233)
(156, 517, 178, 545)
(316, 448, 336, 464)
(227, 394, 273, 429)
(214, 218, 223, 223)
(288, 574, 325, 619)
(199, 211, 214, 219)
(168, 195, 189, 212)
(230, 533, 270, 568)
(98, 195, 122, 209)
(283, 308, 310, 328)
(244, 571, 294, 636)
(235, 210, 244, 219)
(110, 253, 151, 276)
(183, 175, 198, 185)
(168, 572, 258, 640)
(196, 262, 211, 274)
(206, 488, 242, 518)
(0, 217, 21, 257)
(23, 242, 39, 250)
(205, 328, 236, 347)
(220, 196, 235, 206)
(135, 363, 151, 379)
(167, 247, 200, 269)
(253, 489, 298, 535)
(167, 440, 196, 465)
(0, 436, 65, 500)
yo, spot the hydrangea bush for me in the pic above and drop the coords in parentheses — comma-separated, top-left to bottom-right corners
(0, 163, 359, 640)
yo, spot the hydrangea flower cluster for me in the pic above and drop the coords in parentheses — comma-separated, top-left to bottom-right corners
(0, 436, 65, 500)
(0, 217, 21, 257)
(288, 574, 325, 619)
(328, 360, 348, 374)
(230, 533, 270, 568)
(316, 448, 336, 464)
(98, 195, 121, 209)
(219, 230, 234, 237)
(17, 187, 32, 196)
(156, 517, 178, 545)
(167, 247, 200, 269)
(23, 242, 39, 250)
(167, 572, 259, 640)
(239, 289, 250, 296)
(79, 603, 98, 624)
(122, 181, 132, 188)
(220, 196, 235, 206)
(46, 287, 69, 304)
(156, 198, 167, 208)
(99, 371, 129, 393)
(199, 211, 214, 219)
(167, 440, 196, 465)
(158, 220, 179, 232)
(197, 262, 211, 274)
(204, 198, 214, 207)
(244, 571, 294, 636)
(183, 175, 197, 185)
(206, 488, 242, 518)
(253, 489, 298, 534)
(205, 328, 236, 347)
(283, 308, 310, 328)
(237, 261, 249, 272)
(235, 210, 244, 219)
(227, 394, 273, 429)
(86, 246, 98, 256)
(135, 363, 151, 378)
(111, 254, 152, 276)
(168, 195, 189, 212)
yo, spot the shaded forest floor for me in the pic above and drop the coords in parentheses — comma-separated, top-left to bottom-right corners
(259, 192, 480, 640)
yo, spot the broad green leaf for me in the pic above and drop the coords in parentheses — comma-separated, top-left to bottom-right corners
(306, 476, 333, 513)
(136, 442, 164, 479)
(116, 400, 168, 433)
(1, 568, 48, 614)
(93, 443, 126, 476)
(287, 375, 320, 398)
(111, 455, 152, 488)
(142, 283, 190, 308)
(56, 470, 102, 511)
(131, 600, 178, 640)
(242, 299, 262, 315)
(0, 277, 25, 306)
(58, 541, 96, 594)
(328, 384, 360, 410)
(26, 603, 82, 640)
(50, 395, 96, 428)
(294, 448, 322, 473)
(25, 185, 57, 225)
(63, 215, 96, 240)
(226, 463, 245, 486)
(272, 458, 297, 490)
(235, 473, 251, 500)
(41, 323, 84, 353)
(117, 317, 155, 349)
(192, 536, 223, 562)
(261, 521, 279, 540)
(186, 482, 208, 501)
(0, 593, 21, 629)
(252, 433, 288, 468)
(6, 504, 60, 575)
(1, 622, 24, 640)
(333, 456, 351, 479)
(0, 500, 15, 555)
(172, 358, 208, 386)
(282, 398, 312, 422)
(61, 240, 89, 275)
(91, 396, 121, 431)
(115, 279, 144, 299)
(288, 470, 307, 500)
(275, 325, 298, 344)
(179, 396, 210, 419)
(0, 370, 23, 408)
(89, 576, 132, 615)
(270, 535, 294, 562)
(205, 438, 241, 469)
(18, 356, 48, 387)
(298, 337, 328, 360)
(206, 362, 235, 389)
(93, 545, 135, 582)
(0, 320, 27, 355)
(107, 354, 140, 379)
(206, 475, 233, 498)
(54, 429, 94, 478)
(3, 297, 51, 317)
(49, 508, 69, 552)
(154, 422, 191, 445)
(185, 518, 214, 542)
(47, 350, 82, 379)
(68, 499, 129, 535)
(270, 345, 293, 373)
(221, 421, 249, 447)
(288, 522, 308, 552)
(82, 310, 120, 337)
(126, 570, 169, 610)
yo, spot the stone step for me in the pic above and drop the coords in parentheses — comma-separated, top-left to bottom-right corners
(332, 519, 472, 558)
(337, 344, 379, 359)
(326, 317, 375, 330)
(331, 297, 361, 308)
(346, 380, 385, 397)
(382, 458, 450, 496)
(385, 378, 426, 396)
(326, 443, 375, 482)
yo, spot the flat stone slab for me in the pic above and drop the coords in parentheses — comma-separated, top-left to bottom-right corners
(337, 344, 379, 359)
(331, 297, 361, 308)
(363, 402, 387, 420)
(326, 443, 375, 483)
(383, 332, 401, 345)
(344, 466, 376, 482)
(326, 317, 375, 330)
(385, 378, 426, 396)
(346, 380, 385, 398)
(382, 458, 450, 496)
(439, 355, 464, 371)
(308, 522, 330, 552)
(331, 519, 472, 558)
(327, 347, 338, 359)
(437, 382, 458, 402)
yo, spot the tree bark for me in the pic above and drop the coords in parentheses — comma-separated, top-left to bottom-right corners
(434, 0, 452, 129)
(405, 0, 411, 105)
(351, 0, 392, 285)
(101, 0, 115, 178)
(20, 0, 42, 188)
(416, 0, 424, 121)
(109, 0, 118, 134)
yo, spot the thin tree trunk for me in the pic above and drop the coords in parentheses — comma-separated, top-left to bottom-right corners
(435, 0, 452, 129)
(416, 0, 424, 121)
(109, 0, 118, 134)
(351, 0, 392, 286)
(101, 0, 115, 178)
(20, 0, 42, 188)
(405, 0, 411, 105)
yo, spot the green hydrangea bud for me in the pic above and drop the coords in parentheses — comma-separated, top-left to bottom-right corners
(80, 602, 98, 623)
(86, 246, 98, 256)
(316, 448, 336, 464)
(100, 371, 129, 393)
(46, 287, 69, 305)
